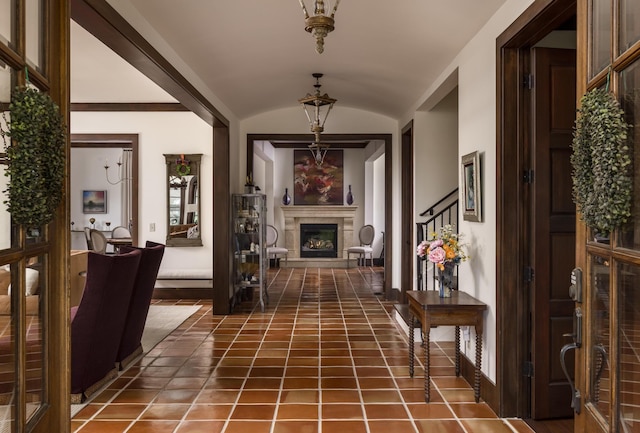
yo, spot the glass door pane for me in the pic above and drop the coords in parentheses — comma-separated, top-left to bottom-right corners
(590, 254, 611, 425)
(620, 0, 640, 54)
(0, 262, 16, 432)
(618, 262, 640, 432)
(590, 0, 612, 79)
(619, 59, 640, 250)
(24, 255, 44, 421)
(0, 0, 14, 47)
(25, 0, 43, 71)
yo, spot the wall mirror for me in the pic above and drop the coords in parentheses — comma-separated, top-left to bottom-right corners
(165, 154, 202, 247)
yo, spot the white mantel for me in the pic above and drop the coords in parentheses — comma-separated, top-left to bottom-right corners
(281, 205, 357, 263)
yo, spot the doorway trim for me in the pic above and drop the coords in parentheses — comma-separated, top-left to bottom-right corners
(71, 133, 140, 245)
(247, 133, 393, 300)
(496, 0, 576, 418)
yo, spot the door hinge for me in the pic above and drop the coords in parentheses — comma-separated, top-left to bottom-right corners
(523, 169, 534, 184)
(524, 266, 535, 283)
(523, 361, 534, 377)
(524, 74, 534, 89)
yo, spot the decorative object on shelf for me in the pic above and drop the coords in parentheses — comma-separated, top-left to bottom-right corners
(298, 0, 340, 54)
(346, 185, 353, 205)
(293, 149, 344, 205)
(89, 218, 96, 229)
(82, 190, 107, 214)
(416, 224, 468, 298)
(571, 87, 631, 234)
(245, 173, 255, 194)
(0, 84, 66, 227)
(105, 222, 111, 231)
(461, 151, 482, 222)
(282, 188, 292, 205)
(299, 73, 336, 167)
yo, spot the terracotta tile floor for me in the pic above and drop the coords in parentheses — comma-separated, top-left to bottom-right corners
(71, 267, 534, 433)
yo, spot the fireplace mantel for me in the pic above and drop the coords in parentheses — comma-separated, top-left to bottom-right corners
(281, 206, 357, 264)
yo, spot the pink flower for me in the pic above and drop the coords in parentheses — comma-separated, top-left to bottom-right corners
(416, 240, 429, 257)
(430, 239, 443, 249)
(428, 247, 446, 264)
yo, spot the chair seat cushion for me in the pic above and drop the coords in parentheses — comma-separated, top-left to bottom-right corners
(347, 246, 373, 253)
(267, 247, 288, 255)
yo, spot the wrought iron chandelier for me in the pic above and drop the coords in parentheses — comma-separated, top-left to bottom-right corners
(298, 0, 340, 54)
(299, 73, 336, 167)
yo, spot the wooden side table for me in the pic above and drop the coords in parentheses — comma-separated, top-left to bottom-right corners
(407, 290, 487, 403)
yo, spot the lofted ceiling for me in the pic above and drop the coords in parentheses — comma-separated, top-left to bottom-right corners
(71, 0, 508, 120)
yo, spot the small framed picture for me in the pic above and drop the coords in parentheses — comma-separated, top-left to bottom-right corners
(82, 190, 107, 214)
(461, 151, 481, 222)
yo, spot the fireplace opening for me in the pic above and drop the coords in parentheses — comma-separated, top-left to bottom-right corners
(300, 223, 338, 258)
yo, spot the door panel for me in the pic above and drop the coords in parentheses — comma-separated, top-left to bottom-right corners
(531, 47, 576, 419)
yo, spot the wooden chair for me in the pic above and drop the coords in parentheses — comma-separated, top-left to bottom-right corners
(266, 225, 288, 267)
(89, 229, 108, 254)
(111, 226, 131, 238)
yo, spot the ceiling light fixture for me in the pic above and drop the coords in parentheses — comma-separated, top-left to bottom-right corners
(299, 73, 336, 167)
(298, 0, 340, 54)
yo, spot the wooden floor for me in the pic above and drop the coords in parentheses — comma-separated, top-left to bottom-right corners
(525, 418, 574, 433)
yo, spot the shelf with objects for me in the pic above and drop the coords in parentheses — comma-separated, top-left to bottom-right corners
(231, 193, 268, 312)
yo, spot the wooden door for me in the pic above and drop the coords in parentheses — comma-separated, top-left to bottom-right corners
(401, 121, 414, 302)
(530, 47, 577, 419)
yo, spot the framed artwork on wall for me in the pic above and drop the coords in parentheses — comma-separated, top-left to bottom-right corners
(82, 190, 107, 214)
(293, 149, 344, 205)
(461, 151, 481, 222)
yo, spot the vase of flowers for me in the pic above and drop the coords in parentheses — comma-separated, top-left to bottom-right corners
(416, 224, 468, 298)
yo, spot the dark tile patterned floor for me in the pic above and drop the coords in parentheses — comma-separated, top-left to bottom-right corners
(71, 267, 534, 433)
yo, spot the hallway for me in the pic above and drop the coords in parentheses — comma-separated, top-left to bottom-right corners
(71, 268, 534, 433)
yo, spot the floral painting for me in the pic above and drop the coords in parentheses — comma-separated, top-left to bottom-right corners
(294, 150, 344, 205)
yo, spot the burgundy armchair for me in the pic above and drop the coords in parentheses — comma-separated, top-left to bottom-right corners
(116, 241, 165, 369)
(71, 249, 142, 402)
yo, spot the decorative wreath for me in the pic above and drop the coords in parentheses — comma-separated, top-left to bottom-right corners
(1, 86, 66, 227)
(571, 88, 632, 234)
(175, 155, 191, 176)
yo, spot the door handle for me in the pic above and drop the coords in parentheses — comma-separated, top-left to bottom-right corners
(560, 343, 581, 414)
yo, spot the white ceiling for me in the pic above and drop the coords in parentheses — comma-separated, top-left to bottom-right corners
(71, 0, 508, 120)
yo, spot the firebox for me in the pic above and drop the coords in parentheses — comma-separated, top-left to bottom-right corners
(300, 223, 338, 258)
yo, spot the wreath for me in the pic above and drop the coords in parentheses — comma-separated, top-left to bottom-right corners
(571, 88, 632, 234)
(1, 86, 66, 227)
(176, 155, 191, 176)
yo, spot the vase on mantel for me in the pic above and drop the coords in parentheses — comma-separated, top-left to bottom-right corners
(437, 262, 456, 298)
(282, 188, 291, 205)
(346, 185, 354, 205)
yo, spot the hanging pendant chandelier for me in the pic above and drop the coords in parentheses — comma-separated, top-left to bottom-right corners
(298, 0, 340, 54)
(298, 73, 336, 167)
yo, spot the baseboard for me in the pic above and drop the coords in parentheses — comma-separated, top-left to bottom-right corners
(459, 352, 498, 413)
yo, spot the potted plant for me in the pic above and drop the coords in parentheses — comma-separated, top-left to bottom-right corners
(1, 86, 66, 228)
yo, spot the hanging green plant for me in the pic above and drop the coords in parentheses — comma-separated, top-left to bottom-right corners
(570, 88, 632, 234)
(1, 86, 66, 227)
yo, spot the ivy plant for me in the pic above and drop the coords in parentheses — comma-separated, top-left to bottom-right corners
(1, 86, 66, 227)
(571, 88, 632, 234)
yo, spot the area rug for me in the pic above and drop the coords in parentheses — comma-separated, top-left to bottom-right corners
(70, 305, 201, 416)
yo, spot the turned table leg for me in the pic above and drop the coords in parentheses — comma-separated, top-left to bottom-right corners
(455, 325, 461, 377)
(474, 325, 483, 403)
(424, 326, 431, 403)
(409, 315, 415, 377)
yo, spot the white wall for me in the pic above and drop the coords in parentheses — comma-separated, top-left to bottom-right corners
(400, 0, 536, 383)
(71, 111, 213, 272)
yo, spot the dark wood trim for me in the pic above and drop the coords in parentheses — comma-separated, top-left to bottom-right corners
(400, 121, 414, 304)
(213, 124, 232, 314)
(496, 0, 576, 419)
(246, 133, 394, 300)
(70, 134, 140, 246)
(70, 0, 228, 127)
(460, 352, 498, 410)
(70, 102, 188, 112)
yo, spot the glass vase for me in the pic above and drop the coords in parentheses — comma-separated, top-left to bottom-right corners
(437, 262, 455, 298)
(282, 188, 291, 205)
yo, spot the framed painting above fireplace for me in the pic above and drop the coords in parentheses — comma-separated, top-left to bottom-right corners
(293, 149, 344, 205)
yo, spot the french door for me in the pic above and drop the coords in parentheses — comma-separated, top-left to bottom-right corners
(575, 1, 640, 432)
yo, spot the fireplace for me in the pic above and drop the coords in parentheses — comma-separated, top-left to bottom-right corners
(300, 224, 338, 258)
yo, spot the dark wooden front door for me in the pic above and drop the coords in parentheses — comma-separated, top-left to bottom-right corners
(530, 47, 576, 419)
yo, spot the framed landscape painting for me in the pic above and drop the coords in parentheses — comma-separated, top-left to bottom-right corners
(82, 190, 107, 214)
(293, 150, 344, 205)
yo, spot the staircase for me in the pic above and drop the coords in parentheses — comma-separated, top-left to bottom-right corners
(394, 189, 459, 327)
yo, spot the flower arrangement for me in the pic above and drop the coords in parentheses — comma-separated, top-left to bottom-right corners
(416, 224, 468, 270)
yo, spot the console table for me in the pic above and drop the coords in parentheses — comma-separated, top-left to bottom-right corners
(407, 290, 487, 403)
